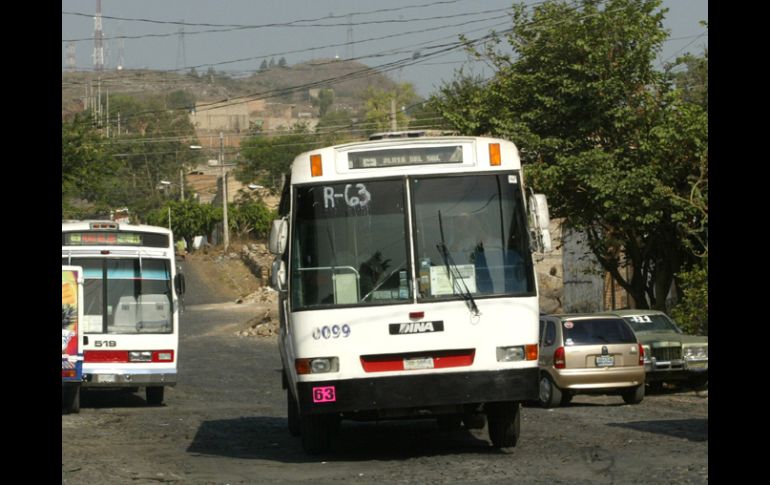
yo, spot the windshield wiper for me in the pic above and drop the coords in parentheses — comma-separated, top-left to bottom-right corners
(437, 211, 480, 316)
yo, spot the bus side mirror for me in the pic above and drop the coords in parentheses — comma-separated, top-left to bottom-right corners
(175, 273, 186, 296)
(271, 258, 286, 292)
(269, 218, 288, 255)
(529, 193, 552, 253)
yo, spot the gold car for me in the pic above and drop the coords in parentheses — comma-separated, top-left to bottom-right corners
(538, 314, 646, 407)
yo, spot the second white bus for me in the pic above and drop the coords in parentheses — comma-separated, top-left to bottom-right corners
(61, 221, 185, 405)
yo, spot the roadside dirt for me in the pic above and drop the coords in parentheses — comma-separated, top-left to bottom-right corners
(180, 245, 279, 338)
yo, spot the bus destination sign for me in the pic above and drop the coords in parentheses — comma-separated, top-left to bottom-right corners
(348, 145, 463, 169)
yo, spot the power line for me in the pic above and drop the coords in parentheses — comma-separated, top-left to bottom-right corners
(62, 5, 512, 43)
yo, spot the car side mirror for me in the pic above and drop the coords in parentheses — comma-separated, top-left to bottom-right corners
(269, 218, 288, 255)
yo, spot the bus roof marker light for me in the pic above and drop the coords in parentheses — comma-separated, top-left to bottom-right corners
(310, 154, 323, 177)
(489, 143, 501, 166)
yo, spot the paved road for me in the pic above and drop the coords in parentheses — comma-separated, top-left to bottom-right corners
(62, 255, 708, 484)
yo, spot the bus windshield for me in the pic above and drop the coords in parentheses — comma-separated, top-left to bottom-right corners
(290, 173, 535, 310)
(291, 179, 409, 309)
(412, 174, 534, 300)
(66, 257, 173, 334)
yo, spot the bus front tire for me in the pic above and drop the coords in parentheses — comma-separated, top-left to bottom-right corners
(146, 386, 164, 406)
(486, 401, 520, 448)
(300, 414, 333, 454)
(287, 389, 301, 437)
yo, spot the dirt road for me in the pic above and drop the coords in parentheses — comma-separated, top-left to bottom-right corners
(61, 251, 708, 484)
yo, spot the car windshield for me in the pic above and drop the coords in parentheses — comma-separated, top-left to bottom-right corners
(562, 318, 636, 345)
(622, 314, 680, 333)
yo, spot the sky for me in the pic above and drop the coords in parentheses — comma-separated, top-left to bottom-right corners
(61, 0, 708, 98)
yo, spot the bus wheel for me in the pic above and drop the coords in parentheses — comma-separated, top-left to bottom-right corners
(287, 389, 301, 437)
(146, 386, 164, 406)
(301, 414, 333, 454)
(62, 385, 80, 414)
(486, 401, 520, 448)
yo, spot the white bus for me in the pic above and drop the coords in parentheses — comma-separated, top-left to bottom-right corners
(269, 132, 552, 453)
(61, 221, 185, 405)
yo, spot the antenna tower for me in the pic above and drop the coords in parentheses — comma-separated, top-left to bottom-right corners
(66, 42, 77, 71)
(93, 0, 105, 71)
(176, 22, 187, 71)
(346, 14, 354, 59)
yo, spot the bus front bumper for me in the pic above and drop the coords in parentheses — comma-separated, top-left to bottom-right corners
(296, 368, 538, 416)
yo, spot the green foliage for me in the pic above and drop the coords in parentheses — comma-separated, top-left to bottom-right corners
(431, 0, 707, 310)
(146, 200, 219, 248)
(361, 83, 420, 134)
(229, 199, 277, 240)
(62, 93, 199, 222)
(237, 123, 320, 191)
(316, 89, 334, 118)
(62, 114, 119, 218)
(671, 257, 708, 335)
(166, 90, 196, 111)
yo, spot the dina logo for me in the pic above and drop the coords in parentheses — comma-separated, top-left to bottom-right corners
(399, 322, 435, 334)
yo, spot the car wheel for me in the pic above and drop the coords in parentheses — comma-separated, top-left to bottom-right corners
(689, 375, 708, 392)
(287, 388, 301, 437)
(486, 401, 520, 448)
(539, 374, 562, 408)
(560, 392, 573, 406)
(622, 384, 645, 405)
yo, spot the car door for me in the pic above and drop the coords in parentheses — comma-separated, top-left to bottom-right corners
(539, 317, 558, 369)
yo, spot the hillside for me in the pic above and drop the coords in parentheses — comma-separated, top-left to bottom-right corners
(61, 59, 401, 119)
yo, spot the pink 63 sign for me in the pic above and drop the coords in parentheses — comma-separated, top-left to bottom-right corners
(313, 386, 336, 403)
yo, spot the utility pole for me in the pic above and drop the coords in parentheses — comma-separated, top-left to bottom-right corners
(220, 132, 229, 251)
(391, 97, 397, 131)
(180, 169, 184, 201)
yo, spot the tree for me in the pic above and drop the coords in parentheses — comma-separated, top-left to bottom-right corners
(229, 199, 276, 240)
(62, 114, 119, 218)
(361, 83, 420, 134)
(259, 59, 268, 71)
(166, 90, 196, 111)
(237, 123, 319, 191)
(430, 0, 707, 311)
(278, 57, 287, 68)
(317, 88, 334, 118)
(146, 200, 219, 250)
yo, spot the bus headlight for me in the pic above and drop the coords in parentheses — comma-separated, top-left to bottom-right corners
(296, 357, 339, 375)
(497, 345, 538, 362)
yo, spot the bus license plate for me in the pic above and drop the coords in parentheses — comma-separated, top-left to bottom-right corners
(404, 357, 434, 370)
(596, 356, 615, 367)
(98, 374, 116, 383)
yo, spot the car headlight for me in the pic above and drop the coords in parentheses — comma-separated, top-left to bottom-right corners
(683, 346, 708, 360)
